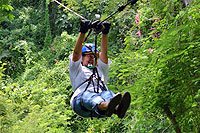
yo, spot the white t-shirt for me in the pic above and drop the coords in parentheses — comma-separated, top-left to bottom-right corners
(69, 54, 111, 105)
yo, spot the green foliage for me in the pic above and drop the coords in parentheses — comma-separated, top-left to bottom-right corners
(0, 60, 73, 132)
(0, 0, 14, 23)
(0, 0, 47, 77)
(0, 32, 37, 77)
(0, 61, 6, 81)
(41, 31, 76, 66)
(110, 0, 200, 132)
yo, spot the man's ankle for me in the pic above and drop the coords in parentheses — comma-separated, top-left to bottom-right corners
(98, 102, 108, 110)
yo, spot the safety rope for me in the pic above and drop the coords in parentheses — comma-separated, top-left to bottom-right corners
(53, 0, 87, 20)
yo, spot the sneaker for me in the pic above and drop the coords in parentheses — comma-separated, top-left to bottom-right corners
(115, 92, 131, 118)
(106, 93, 122, 117)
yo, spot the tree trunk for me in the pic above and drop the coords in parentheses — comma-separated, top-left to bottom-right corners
(163, 105, 182, 133)
(48, 1, 57, 38)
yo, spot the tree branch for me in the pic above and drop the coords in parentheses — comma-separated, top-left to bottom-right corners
(163, 104, 181, 133)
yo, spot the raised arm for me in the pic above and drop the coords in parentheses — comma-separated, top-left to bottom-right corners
(100, 34, 108, 64)
(72, 33, 85, 62)
(99, 22, 111, 64)
(72, 20, 91, 62)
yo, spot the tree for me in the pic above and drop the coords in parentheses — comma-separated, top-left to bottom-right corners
(0, 0, 14, 24)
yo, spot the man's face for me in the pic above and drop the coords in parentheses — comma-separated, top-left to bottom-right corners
(82, 53, 95, 66)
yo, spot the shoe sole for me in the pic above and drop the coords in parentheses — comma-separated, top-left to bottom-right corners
(117, 92, 131, 118)
(106, 93, 122, 117)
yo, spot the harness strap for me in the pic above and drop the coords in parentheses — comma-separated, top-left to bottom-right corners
(75, 67, 108, 118)
(75, 78, 91, 91)
(74, 67, 107, 93)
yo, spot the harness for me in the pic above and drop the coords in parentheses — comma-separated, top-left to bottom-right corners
(74, 61, 108, 118)
(83, 67, 107, 93)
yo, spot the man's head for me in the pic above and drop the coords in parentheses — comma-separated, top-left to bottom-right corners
(82, 43, 98, 67)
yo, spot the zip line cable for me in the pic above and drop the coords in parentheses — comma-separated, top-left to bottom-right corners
(52, 0, 138, 42)
(101, 0, 138, 23)
(52, 0, 138, 22)
(52, 0, 87, 20)
(84, 0, 138, 42)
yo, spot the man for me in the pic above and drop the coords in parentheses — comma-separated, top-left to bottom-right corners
(69, 19, 131, 118)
